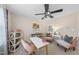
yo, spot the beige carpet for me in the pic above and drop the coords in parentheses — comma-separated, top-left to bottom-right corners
(11, 42, 79, 55)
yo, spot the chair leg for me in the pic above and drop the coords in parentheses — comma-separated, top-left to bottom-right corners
(64, 48, 67, 52)
(73, 47, 75, 51)
(33, 51, 36, 54)
(57, 43, 59, 46)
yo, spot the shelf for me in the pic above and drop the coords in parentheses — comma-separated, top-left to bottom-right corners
(15, 41, 21, 46)
(10, 31, 22, 34)
(10, 36, 22, 40)
(10, 41, 21, 46)
(9, 31, 23, 54)
(9, 45, 21, 53)
(15, 36, 22, 39)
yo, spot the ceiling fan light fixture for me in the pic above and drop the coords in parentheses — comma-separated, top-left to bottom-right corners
(47, 12, 50, 14)
(35, 4, 63, 20)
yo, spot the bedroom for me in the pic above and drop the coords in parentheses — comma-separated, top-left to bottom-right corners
(0, 4, 79, 55)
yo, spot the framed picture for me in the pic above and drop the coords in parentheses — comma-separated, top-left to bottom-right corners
(32, 23, 39, 29)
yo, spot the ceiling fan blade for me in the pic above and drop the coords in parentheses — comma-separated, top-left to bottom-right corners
(41, 16, 45, 19)
(41, 15, 47, 19)
(44, 4, 49, 12)
(50, 9, 63, 14)
(35, 13, 45, 15)
(45, 15, 47, 18)
(48, 14, 53, 18)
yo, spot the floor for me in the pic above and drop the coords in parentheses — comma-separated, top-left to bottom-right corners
(11, 41, 79, 55)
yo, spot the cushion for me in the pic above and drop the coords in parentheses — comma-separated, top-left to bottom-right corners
(40, 37, 52, 43)
(56, 40, 70, 49)
(64, 35, 73, 43)
(21, 40, 35, 54)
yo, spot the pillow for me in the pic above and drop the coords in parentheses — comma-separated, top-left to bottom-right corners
(64, 35, 73, 43)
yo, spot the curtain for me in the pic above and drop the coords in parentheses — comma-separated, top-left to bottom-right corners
(0, 8, 8, 55)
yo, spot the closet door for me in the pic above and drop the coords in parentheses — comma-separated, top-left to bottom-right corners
(0, 8, 7, 55)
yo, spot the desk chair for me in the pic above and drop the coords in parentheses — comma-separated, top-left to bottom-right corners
(21, 39, 36, 55)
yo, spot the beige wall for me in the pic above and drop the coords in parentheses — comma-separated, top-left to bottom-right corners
(77, 12, 79, 36)
(10, 12, 78, 40)
(50, 12, 78, 36)
(11, 15, 47, 40)
(8, 11, 13, 32)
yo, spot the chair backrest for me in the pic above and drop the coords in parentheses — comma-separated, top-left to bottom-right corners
(21, 39, 33, 54)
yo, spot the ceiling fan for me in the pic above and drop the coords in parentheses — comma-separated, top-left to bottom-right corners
(35, 4, 63, 20)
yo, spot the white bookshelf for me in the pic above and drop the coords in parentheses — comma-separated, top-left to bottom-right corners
(9, 31, 23, 54)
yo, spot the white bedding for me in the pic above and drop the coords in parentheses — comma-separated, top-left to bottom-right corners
(52, 34, 70, 49)
(55, 40, 70, 49)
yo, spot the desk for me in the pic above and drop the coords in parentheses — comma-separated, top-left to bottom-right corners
(30, 36, 50, 54)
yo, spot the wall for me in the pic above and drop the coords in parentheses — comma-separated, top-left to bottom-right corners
(49, 12, 78, 36)
(11, 12, 78, 40)
(77, 12, 79, 36)
(11, 15, 47, 40)
(8, 11, 13, 32)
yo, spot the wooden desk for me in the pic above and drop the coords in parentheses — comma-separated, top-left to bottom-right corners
(30, 36, 50, 55)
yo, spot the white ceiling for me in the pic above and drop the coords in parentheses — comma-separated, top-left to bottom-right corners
(7, 4, 79, 20)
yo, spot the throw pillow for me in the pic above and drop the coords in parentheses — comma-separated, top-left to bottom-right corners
(64, 35, 73, 43)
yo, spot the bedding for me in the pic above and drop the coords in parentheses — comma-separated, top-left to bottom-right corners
(64, 35, 73, 43)
(56, 40, 70, 49)
(53, 35, 71, 49)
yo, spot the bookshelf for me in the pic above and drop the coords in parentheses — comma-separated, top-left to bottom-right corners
(8, 30, 23, 54)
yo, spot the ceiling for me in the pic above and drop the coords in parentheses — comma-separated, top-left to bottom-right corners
(7, 4, 79, 20)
